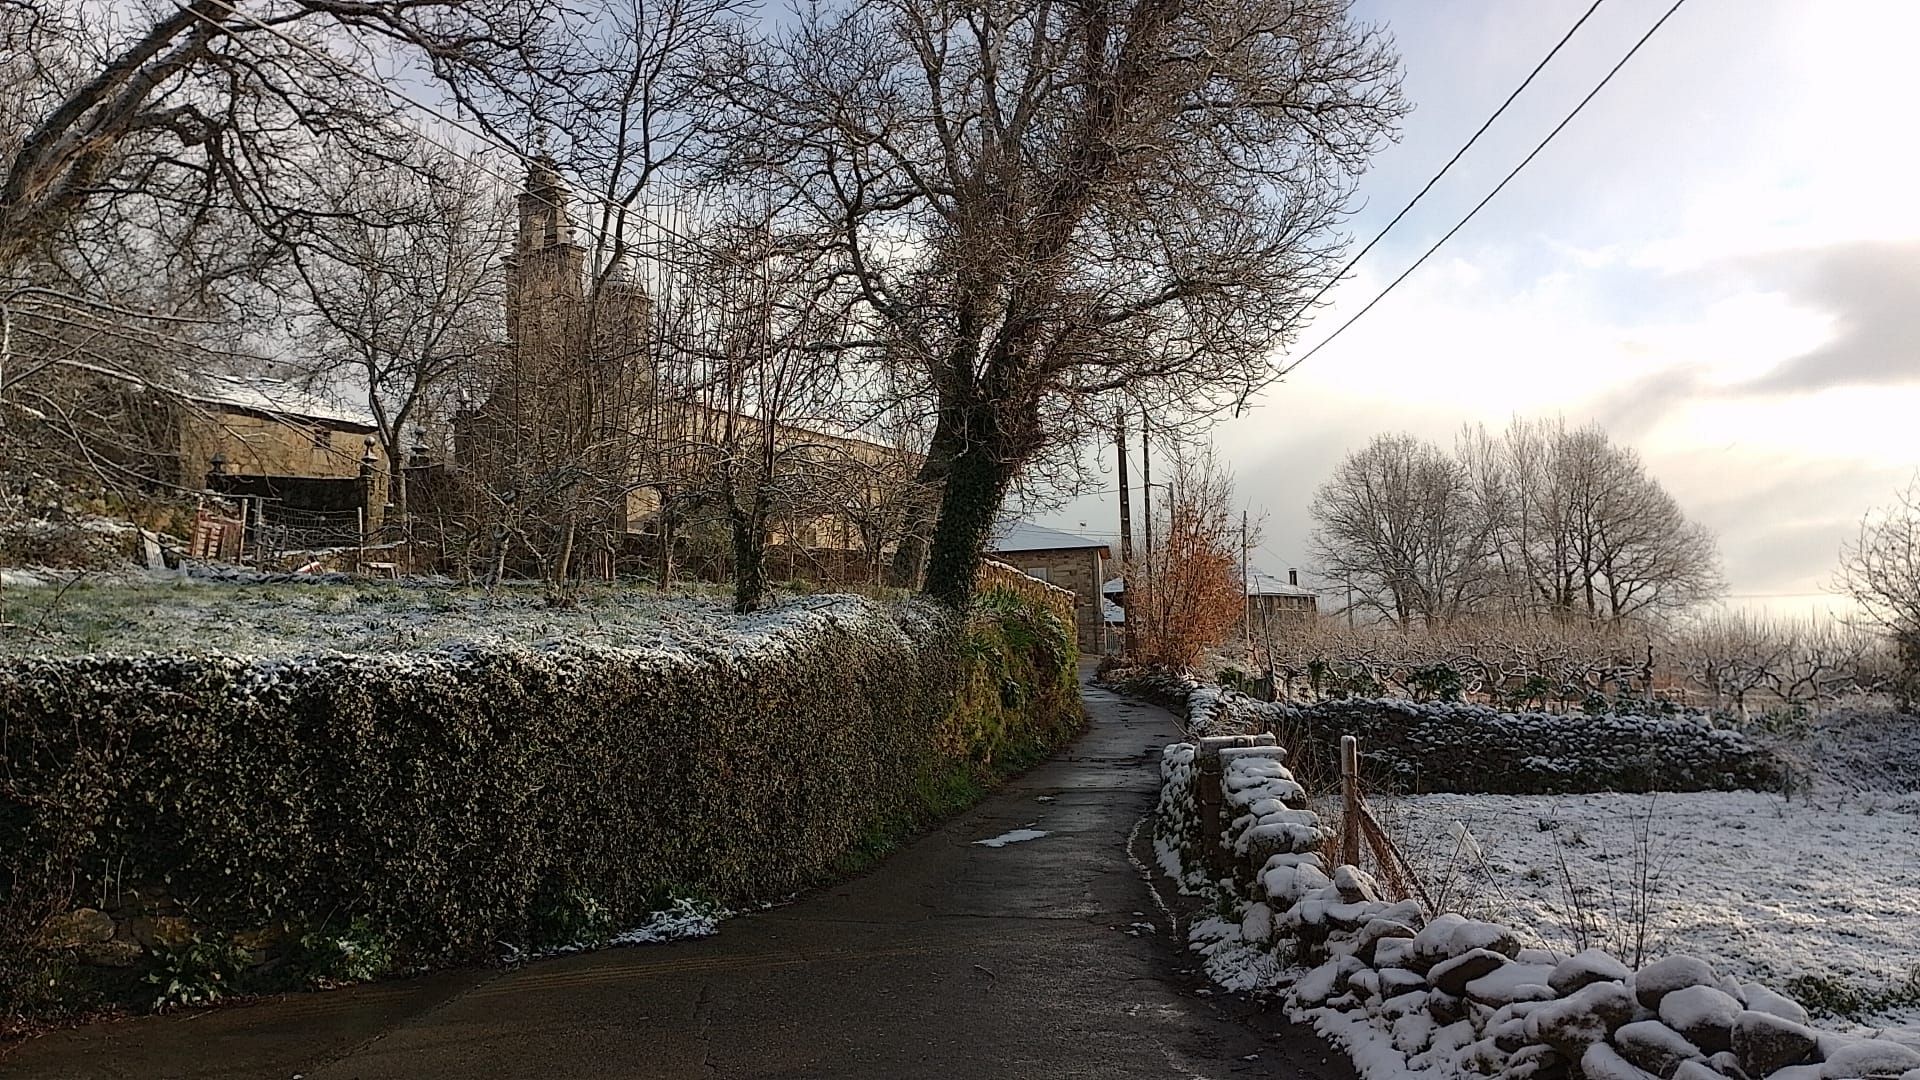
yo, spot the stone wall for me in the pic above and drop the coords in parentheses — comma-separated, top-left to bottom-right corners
(997, 546, 1107, 652)
(179, 406, 384, 486)
(1119, 670, 1781, 795)
(1156, 737, 1920, 1080)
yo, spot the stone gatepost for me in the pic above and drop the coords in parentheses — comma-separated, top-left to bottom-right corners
(1195, 732, 1277, 879)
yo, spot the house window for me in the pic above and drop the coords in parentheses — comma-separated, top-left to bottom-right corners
(1024, 566, 1050, 582)
(312, 427, 334, 450)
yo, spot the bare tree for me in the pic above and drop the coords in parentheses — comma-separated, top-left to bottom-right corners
(1311, 433, 1489, 628)
(1836, 477, 1920, 709)
(1, 0, 543, 266)
(0, 0, 545, 508)
(1497, 420, 1721, 622)
(672, 216, 862, 611)
(1316, 420, 1721, 629)
(727, 0, 1405, 606)
(288, 148, 510, 529)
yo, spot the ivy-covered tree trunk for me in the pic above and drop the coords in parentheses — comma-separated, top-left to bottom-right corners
(921, 397, 1024, 609)
(921, 446, 1013, 609)
(731, 488, 771, 614)
(887, 409, 957, 588)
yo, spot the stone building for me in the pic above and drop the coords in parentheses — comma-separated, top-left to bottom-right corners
(454, 155, 654, 563)
(1245, 568, 1319, 634)
(452, 157, 917, 579)
(986, 521, 1112, 652)
(177, 378, 391, 546)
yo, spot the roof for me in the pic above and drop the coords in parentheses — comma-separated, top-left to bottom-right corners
(192, 376, 378, 430)
(1103, 599, 1126, 624)
(1105, 569, 1314, 598)
(987, 520, 1110, 555)
(1247, 569, 1315, 598)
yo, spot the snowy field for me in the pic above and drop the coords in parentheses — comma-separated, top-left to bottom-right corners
(1380, 789, 1920, 1036)
(0, 575, 893, 657)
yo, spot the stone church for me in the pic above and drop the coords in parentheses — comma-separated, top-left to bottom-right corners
(452, 157, 916, 580)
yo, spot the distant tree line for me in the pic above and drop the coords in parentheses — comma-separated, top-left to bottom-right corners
(1311, 417, 1722, 628)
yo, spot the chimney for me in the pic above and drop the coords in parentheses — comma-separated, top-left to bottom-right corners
(1288, 568, 1299, 587)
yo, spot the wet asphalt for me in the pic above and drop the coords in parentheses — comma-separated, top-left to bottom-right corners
(4, 671, 1356, 1080)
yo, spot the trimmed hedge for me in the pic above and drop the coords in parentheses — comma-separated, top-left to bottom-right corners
(0, 592, 1082, 1024)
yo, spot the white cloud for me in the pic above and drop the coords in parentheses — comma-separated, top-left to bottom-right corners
(1032, 0, 1918, 618)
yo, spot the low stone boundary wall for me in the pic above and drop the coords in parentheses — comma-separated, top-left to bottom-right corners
(1156, 736, 1920, 1080)
(1127, 670, 1781, 794)
(977, 559, 1079, 641)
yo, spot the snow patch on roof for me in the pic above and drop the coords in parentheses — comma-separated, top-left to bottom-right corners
(988, 520, 1108, 553)
(192, 375, 377, 430)
(1247, 568, 1314, 598)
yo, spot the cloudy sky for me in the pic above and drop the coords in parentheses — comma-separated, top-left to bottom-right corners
(1031, 0, 1919, 619)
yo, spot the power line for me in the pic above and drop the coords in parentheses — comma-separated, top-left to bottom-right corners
(1254, 0, 1691, 395)
(1294, 0, 1607, 321)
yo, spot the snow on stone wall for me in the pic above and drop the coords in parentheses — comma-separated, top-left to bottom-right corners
(1154, 737, 1920, 1080)
(1127, 670, 1781, 794)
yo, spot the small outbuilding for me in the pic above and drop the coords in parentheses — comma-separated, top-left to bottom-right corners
(986, 521, 1111, 653)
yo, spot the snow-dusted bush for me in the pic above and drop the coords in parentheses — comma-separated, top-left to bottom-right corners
(0, 592, 1082, 1023)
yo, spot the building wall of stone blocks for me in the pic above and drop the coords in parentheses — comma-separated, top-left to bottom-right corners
(997, 547, 1108, 653)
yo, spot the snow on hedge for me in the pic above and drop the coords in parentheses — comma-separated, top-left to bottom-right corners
(4, 588, 1093, 1023)
(0, 576, 909, 659)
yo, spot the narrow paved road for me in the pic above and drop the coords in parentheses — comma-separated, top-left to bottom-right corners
(7, 674, 1354, 1079)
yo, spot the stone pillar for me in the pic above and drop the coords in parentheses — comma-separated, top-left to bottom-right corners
(1195, 733, 1275, 879)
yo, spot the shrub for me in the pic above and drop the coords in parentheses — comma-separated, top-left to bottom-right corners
(0, 592, 1083, 1024)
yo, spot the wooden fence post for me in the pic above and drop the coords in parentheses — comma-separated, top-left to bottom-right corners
(1340, 734, 1360, 868)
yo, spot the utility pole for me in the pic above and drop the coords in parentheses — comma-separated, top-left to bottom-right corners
(1241, 509, 1251, 649)
(1140, 410, 1153, 650)
(1140, 411, 1154, 559)
(1115, 408, 1136, 658)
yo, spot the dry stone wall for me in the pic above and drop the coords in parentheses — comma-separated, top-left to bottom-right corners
(1127, 670, 1781, 794)
(1155, 735, 1920, 1080)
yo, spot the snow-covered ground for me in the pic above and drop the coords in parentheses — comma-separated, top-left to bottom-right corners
(0, 576, 900, 657)
(1377, 789, 1920, 1036)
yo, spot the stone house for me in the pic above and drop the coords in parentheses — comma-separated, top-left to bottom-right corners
(1245, 568, 1318, 634)
(178, 378, 391, 545)
(986, 521, 1111, 653)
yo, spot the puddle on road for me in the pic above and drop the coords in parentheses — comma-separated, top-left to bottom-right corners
(972, 827, 1050, 848)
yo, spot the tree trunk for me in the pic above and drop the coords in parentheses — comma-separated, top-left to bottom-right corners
(731, 500, 769, 613)
(887, 410, 959, 588)
(921, 424, 1017, 609)
(656, 495, 677, 591)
